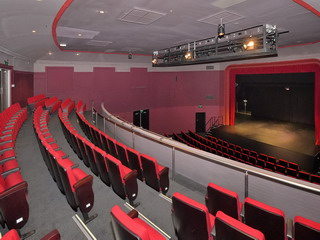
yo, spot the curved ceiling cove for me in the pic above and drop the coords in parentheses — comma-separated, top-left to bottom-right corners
(52, 0, 320, 57)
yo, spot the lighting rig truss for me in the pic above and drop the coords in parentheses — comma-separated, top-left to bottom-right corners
(152, 24, 278, 67)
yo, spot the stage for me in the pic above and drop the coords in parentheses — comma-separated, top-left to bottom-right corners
(210, 113, 319, 173)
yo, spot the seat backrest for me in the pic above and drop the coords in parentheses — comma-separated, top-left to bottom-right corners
(294, 216, 320, 240)
(107, 137, 118, 158)
(116, 142, 129, 167)
(244, 197, 286, 240)
(106, 155, 126, 200)
(127, 148, 143, 180)
(111, 205, 150, 240)
(215, 211, 265, 240)
(140, 154, 161, 192)
(172, 192, 214, 240)
(206, 182, 242, 220)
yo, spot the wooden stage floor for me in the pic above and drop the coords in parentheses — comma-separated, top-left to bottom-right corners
(210, 114, 319, 173)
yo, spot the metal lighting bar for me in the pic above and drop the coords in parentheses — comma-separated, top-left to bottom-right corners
(152, 24, 278, 67)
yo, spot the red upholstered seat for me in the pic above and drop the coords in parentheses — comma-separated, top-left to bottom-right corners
(294, 216, 320, 240)
(1, 159, 19, 172)
(4, 171, 24, 189)
(172, 192, 215, 240)
(215, 211, 265, 240)
(244, 197, 287, 240)
(206, 182, 242, 220)
(107, 155, 138, 205)
(111, 205, 166, 240)
(0, 149, 15, 160)
(140, 154, 169, 194)
(1, 229, 20, 240)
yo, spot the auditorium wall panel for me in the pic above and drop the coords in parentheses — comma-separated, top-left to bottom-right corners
(34, 66, 224, 133)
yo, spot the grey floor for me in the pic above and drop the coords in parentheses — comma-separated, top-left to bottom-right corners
(3, 110, 206, 239)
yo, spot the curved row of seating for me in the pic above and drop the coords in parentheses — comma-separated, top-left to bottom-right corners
(58, 102, 139, 206)
(0, 103, 30, 232)
(74, 101, 169, 195)
(33, 106, 97, 223)
(173, 131, 320, 185)
(27, 94, 47, 112)
(110, 181, 320, 240)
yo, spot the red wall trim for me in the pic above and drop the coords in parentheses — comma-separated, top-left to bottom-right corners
(52, 0, 151, 57)
(0, 63, 13, 70)
(293, 0, 320, 16)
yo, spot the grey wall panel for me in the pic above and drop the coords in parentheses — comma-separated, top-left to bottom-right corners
(114, 125, 134, 148)
(248, 174, 320, 222)
(134, 134, 172, 169)
(104, 119, 115, 137)
(175, 150, 246, 201)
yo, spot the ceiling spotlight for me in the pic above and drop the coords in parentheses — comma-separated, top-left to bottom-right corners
(98, 10, 105, 14)
(185, 51, 192, 60)
(32, 30, 36, 33)
(76, 53, 80, 56)
(285, 87, 290, 91)
(243, 39, 255, 50)
(59, 43, 67, 47)
(152, 58, 158, 64)
(78, 33, 82, 37)
(48, 52, 53, 55)
(218, 24, 225, 38)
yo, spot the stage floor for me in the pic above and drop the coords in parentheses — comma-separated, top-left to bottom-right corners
(210, 114, 319, 173)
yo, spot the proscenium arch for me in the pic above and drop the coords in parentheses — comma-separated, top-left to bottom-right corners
(224, 58, 320, 145)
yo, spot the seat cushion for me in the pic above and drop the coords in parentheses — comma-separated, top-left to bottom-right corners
(5, 171, 24, 189)
(134, 218, 166, 240)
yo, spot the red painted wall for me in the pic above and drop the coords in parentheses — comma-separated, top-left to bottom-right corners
(12, 71, 34, 107)
(34, 67, 224, 134)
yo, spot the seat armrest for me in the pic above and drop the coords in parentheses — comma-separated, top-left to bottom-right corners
(286, 218, 293, 239)
(159, 167, 169, 194)
(211, 225, 216, 237)
(71, 163, 79, 169)
(40, 229, 61, 240)
(1, 167, 20, 178)
(124, 170, 138, 202)
(127, 209, 139, 219)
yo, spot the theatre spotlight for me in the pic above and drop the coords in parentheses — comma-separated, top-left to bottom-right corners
(185, 51, 192, 60)
(243, 39, 255, 50)
(218, 23, 225, 38)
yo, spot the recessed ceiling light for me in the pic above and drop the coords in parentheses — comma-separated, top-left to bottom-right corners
(32, 30, 36, 33)
(36, 0, 42, 2)
(76, 53, 80, 56)
(98, 10, 105, 14)
(48, 52, 52, 55)
(59, 43, 67, 47)
(78, 33, 82, 37)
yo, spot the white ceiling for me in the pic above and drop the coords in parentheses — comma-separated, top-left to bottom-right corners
(0, 0, 319, 60)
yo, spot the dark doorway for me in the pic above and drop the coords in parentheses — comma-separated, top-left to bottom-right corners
(133, 109, 149, 130)
(196, 112, 206, 133)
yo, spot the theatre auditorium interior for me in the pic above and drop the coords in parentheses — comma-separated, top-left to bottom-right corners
(1, 0, 320, 239)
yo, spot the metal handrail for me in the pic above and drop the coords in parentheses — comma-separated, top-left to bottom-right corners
(99, 103, 320, 194)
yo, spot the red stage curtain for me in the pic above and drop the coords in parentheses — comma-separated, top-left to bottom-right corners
(225, 59, 320, 145)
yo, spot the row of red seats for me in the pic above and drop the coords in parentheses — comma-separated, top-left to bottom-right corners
(75, 101, 169, 195)
(60, 98, 75, 115)
(33, 106, 97, 224)
(27, 94, 47, 112)
(109, 182, 320, 239)
(176, 131, 320, 185)
(2, 229, 60, 240)
(44, 96, 61, 114)
(172, 182, 320, 240)
(58, 106, 139, 206)
(0, 103, 30, 232)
